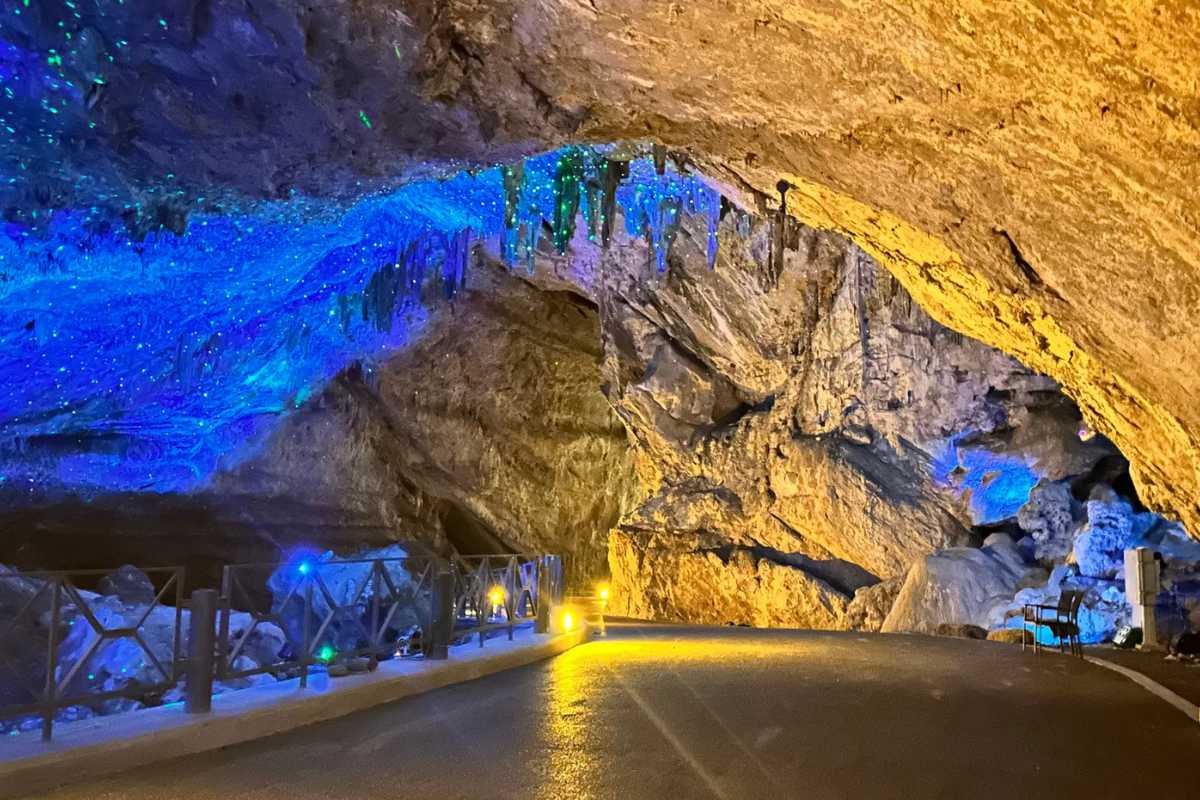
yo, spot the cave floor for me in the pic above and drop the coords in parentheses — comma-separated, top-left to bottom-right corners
(26, 623, 1199, 800)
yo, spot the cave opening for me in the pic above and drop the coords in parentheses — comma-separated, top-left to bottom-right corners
(2, 137, 1193, 651)
(2, 1, 1199, 786)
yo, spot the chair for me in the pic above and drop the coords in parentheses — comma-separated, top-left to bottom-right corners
(1022, 590, 1085, 657)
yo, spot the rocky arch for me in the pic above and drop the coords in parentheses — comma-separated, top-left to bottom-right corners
(4, 1, 1198, 533)
(406, 0, 1200, 535)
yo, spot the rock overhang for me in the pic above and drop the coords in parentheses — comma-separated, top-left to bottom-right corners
(2, 0, 1198, 537)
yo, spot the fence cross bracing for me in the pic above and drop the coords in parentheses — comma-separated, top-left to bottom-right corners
(218, 555, 440, 687)
(0, 567, 185, 741)
(0, 552, 564, 741)
(451, 554, 558, 645)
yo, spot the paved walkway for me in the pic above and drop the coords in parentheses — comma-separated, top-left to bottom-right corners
(26, 623, 1200, 799)
(1087, 644, 1200, 707)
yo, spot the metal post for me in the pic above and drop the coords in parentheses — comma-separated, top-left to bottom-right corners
(506, 559, 515, 642)
(535, 558, 550, 634)
(369, 561, 382, 662)
(41, 579, 62, 741)
(216, 568, 232, 683)
(186, 589, 217, 714)
(300, 579, 313, 688)
(427, 569, 452, 660)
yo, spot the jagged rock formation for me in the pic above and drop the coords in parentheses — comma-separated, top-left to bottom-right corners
(606, 535, 851, 629)
(845, 578, 905, 633)
(204, 206, 1117, 627)
(216, 258, 636, 586)
(582, 212, 1107, 626)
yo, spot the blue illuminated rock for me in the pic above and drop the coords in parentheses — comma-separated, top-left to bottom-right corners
(1017, 480, 1080, 563)
(1072, 487, 1157, 579)
(0, 147, 710, 502)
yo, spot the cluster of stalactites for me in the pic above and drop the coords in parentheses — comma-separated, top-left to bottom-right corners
(500, 146, 724, 274)
(359, 228, 474, 333)
(341, 145, 725, 339)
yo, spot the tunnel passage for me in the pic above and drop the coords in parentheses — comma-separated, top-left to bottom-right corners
(5, 139, 1193, 645)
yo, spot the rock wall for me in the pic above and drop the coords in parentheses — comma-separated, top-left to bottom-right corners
(410, 0, 1200, 540)
(580, 210, 1108, 627)
(216, 258, 636, 586)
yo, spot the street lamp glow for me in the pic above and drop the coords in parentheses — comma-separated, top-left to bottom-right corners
(488, 586, 505, 607)
(561, 610, 576, 632)
(597, 584, 610, 602)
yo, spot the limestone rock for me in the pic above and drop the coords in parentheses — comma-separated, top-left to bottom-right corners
(987, 628, 1032, 645)
(1073, 488, 1157, 579)
(881, 535, 1048, 634)
(935, 623, 987, 640)
(1018, 481, 1080, 563)
(607, 530, 850, 630)
(98, 565, 157, 606)
(217, 259, 636, 585)
(7, 0, 1200, 549)
(598, 211, 1102, 621)
(845, 577, 904, 633)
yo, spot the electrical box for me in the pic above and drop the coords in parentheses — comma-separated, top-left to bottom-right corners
(1124, 547, 1161, 649)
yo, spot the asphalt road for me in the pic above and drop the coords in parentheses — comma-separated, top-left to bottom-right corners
(28, 623, 1200, 799)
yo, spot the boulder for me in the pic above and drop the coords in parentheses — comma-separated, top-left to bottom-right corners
(881, 534, 1047, 634)
(845, 577, 904, 632)
(98, 565, 157, 606)
(987, 628, 1032, 645)
(1073, 487, 1156, 578)
(1018, 480, 1079, 563)
(935, 623, 987, 640)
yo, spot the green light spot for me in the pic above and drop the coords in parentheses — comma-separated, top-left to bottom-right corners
(393, 44, 402, 60)
(358, 110, 372, 129)
(317, 645, 336, 663)
(158, 18, 167, 27)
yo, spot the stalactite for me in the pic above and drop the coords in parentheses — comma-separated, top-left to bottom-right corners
(0, 144, 727, 492)
(658, 197, 684, 273)
(362, 262, 401, 332)
(584, 179, 602, 243)
(705, 192, 722, 269)
(853, 247, 871, 390)
(769, 181, 790, 286)
(552, 148, 585, 254)
(501, 163, 524, 265)
(600, 158, 630, 248)
(442, 227, 472, 299)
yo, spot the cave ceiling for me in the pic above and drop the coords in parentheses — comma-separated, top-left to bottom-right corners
(2, 1, 1198, 532)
